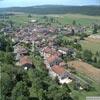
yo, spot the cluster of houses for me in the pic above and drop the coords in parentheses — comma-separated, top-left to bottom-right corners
(1, 19, 90, 87)
(13, 44, 33, 70)
(10, 22, 77, 84)
(61, 24, 86, 35)
(40, 46, 74, 84)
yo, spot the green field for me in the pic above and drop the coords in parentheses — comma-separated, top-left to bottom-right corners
(57, 14, 100, 25)
(1, 13, 100, 26)
(6, 14, 38, 26)
(71, 83, 100, 100)
(80, 39, 100, 54)
(69, 71, 100, 100)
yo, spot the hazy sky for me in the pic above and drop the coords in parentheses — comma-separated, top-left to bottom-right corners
(0, 0, 100, 8)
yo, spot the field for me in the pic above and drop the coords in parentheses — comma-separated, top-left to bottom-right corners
(68, 60, 100, 100)
(80, 36, 100, 54)
(70, 82, 100, 100)
(1, 13, 100, 26)
(3, 14, 38, 26)
(57, 14, 100, 25)
(68, 60, 100, 82)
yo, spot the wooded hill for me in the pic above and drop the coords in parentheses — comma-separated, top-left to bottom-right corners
(0, 5, 100, 16)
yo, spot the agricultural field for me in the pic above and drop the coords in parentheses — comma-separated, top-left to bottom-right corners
(70, 82, 100, 100)
(80, 36, 100, 54)
(1, 13, 100, 26)
(68, 60, 100, 100)
(57, 14, 100, 25)
(68, 60, 100, 82)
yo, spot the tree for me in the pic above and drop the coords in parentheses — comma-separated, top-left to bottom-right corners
(0, 22, 6, 30)
(71, 29, 75, 35)
(83, 83, 93, 91)
(82, 50, 93, 62)
(56, 34, 63, 46)
(4, 52, 14, 64)
(73, 43, 82, 51)
(95, 51, 99, 56)
(62, 84, 71, 93)
(76, 51, 82, 59)
(0, 72, 13, 100)
(28, 14, 32, 18)
(11, 81, 30, 100)
(94, 57, 97, 63)
(8, 20, 14, 28)
(72, 20, 76, 25)
(47, 84, 72, 100)
(16, 95, 28, 100)
(80, 33, 88, 40)
(93, 24, 98, 34)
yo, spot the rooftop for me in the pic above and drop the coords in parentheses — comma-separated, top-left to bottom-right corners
(51, 65, 65, 75)
(20, 56, 32, 66)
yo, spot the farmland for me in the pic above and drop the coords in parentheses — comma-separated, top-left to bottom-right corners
(68, 60, 100, 82)
(80, 36, 100, 54)
(68, 60, 100, 100)
(58, 14, 100, 25)
(1, 13, 100, 26)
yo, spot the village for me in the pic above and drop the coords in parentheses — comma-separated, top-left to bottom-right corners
(0, 13, 100, 100)
(1, 16, 98, 86)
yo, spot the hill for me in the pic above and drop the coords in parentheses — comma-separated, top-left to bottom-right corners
(0, 5, 100, 16)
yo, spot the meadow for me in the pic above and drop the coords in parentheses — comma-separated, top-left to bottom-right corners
(4, 13, 100, 26)
(80, 37, 100, 54)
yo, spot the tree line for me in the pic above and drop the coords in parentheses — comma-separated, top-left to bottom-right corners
(0, 5, 100, 16)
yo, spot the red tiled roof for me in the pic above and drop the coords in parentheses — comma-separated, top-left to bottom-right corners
(20, 56, 32, 65)
(43, 47, 56, 54)
(51, 65, 65, 75)
(54, 51, 62, 57)
(43, 47, 52, 53)
(47, 54, 59, 63)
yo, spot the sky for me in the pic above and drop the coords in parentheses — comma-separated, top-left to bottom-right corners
(0, 0, 100, 8)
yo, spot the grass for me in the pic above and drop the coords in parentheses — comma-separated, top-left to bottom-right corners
(62, 36, 80, 41)
(69, 72, 100, 100)
(71, 80, 100, 100)
(68, 60, 100, 82)
(2, 13, 99, 27)
(68, 60, 100, 100)
(57, 14, 100, 25)
(3, 14, 38, 26)
(80, 39, 100, 54)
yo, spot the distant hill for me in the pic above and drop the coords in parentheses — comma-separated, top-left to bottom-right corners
(0, 5, 100, 16)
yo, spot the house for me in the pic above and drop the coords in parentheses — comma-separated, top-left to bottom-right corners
(47, 55, 62, 67)
(14, 44, 28, 62)
(59, 61, 67, 67)
(41, 47, 56, 59)
(51, 65, 72, 84)
(30, 19, 37, 23)
(20, 56, 33, 70)
(58, 47, 69, 55)
(3, 27, 13, 34)
(13, 45, 28, 55)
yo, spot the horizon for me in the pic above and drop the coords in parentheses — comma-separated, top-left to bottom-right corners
(0, 0, 100, 8)
(0, 4, 100, 9)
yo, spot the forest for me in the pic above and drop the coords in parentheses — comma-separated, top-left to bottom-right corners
(0, 5, 100, 16)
